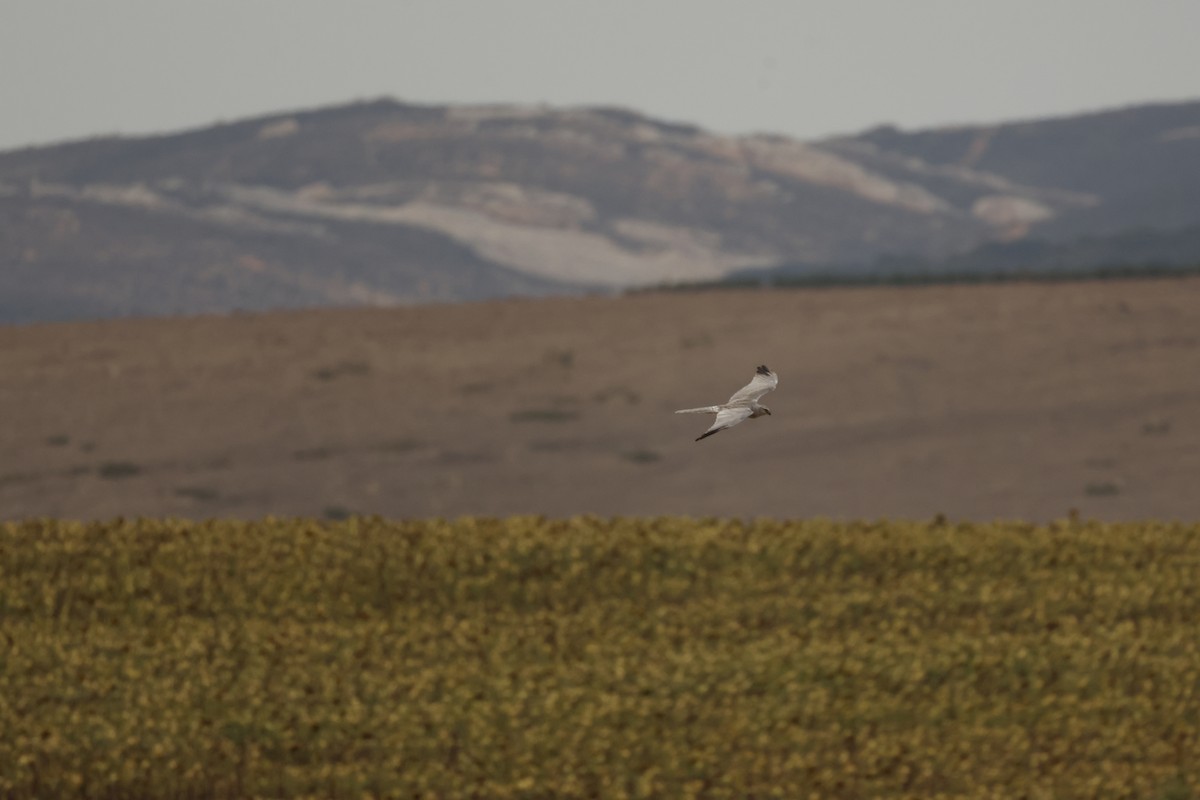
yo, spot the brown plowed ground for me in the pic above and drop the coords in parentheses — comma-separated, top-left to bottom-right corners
(3, 278, 1198, 522)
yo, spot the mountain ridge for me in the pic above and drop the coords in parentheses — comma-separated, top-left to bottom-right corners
(3, 96, 1199, 323)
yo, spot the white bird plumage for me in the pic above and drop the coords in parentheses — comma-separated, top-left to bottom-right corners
(675, 365, 778, 441)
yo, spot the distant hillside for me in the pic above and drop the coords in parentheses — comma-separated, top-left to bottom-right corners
(2, 97, 1199, 323)
(0, 188, 566, 326)
(831, 101, 1200, 239)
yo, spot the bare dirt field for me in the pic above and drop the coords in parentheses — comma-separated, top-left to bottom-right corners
(2, 277, 1198, 521)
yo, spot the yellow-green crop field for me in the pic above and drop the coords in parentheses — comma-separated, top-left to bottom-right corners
(1, 516, 1198, 799)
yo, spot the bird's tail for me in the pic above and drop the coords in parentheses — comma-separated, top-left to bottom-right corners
(674, 406, 720, 415)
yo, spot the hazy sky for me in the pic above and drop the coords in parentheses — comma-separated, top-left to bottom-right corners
(3, 0, 1199, 151)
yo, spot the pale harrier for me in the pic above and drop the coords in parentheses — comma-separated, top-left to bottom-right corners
(675, 364, 778, 441)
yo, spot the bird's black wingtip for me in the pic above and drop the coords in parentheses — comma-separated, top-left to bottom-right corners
(756, 364, 771, 376)
(695, 428, 721, 442)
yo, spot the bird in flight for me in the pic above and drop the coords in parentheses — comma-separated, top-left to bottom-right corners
(675, 365, 778, 441)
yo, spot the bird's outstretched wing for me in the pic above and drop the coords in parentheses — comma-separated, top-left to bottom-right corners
(727, 364, 778, 405)
(695, 406, 754, 441)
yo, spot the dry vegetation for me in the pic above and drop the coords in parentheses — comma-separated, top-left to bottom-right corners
(2, 515, 1198, 798)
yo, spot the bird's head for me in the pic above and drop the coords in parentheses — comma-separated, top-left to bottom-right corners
(761, 406, 772, 416)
